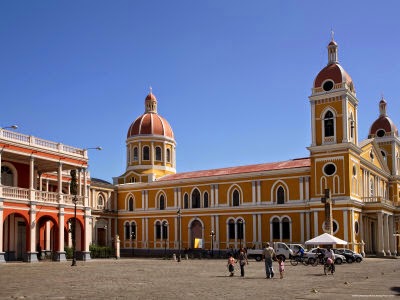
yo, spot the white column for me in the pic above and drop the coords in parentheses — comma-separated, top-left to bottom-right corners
(29, 156, 35, 200)
(306, 212, 310, 240)
(215, 185, 219, 206)
(313, 211, 319, 237)
(211, 185, 214, 207)
(0, 201, 3, 254)
(359, 214, 365, 256)
(343, 210, 348, 242)
(300, 212, 304, 243)
(257, 181, 261, 203)
(257, 214, 262, 246)
(299, 177, 304, 201)
(252, 181, 256, 204)
(215, 215, 219, 250)
(384, 214, 391, 256)
(252, 214, 257, 245)
(389, 215, 396, 256)
(305, 177, 310, 200)
(350, 210, 355, 247)
(141, 218, 145, 248)
(29, 204, 37, 256)
(58, 208, 66, 260)
(377, 212, 385, 256)
(311, 102, 316, 146)
(58, 162, 63, 203)
(84, 210, 92, 258)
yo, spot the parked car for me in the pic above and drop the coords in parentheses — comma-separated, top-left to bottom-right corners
(305, 248, 345, 265)
(288, 243, 306, 256)
(247, 242, 293, 261)
(335, 248, 363, 263)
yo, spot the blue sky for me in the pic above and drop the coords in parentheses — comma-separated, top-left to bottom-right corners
(1, 1, 400, 183)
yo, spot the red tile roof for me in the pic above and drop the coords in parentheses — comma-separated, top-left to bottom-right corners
(157, 158, 310, 181)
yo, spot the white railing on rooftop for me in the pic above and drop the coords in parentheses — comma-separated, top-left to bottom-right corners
(0, 128, 85, 157)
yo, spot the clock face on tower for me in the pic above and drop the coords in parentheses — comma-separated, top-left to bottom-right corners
(323, 80, 334, 91)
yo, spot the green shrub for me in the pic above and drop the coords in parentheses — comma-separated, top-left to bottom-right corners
(89, 245, 113, 258)
(64, 246, 73, 259)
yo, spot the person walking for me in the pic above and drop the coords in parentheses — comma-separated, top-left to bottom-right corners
(227, 254, 236, 277)
(262, 242, 276, 279)
(277, 256, 284, 279)
(238, 248, 248, 277)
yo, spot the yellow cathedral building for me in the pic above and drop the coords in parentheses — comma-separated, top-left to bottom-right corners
(114, 37, 399, 258)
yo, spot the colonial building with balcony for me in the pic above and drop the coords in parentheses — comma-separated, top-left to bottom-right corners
(0, 128, 93, 262)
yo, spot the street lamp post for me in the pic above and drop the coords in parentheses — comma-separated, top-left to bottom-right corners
(1, 125, 18, 130)
(70, 170, 78, 267)
(163, 221, 168, 258)
(177, 209, 181, 262)
(210, 230, 215, 258)
(238, 219, 243, 249)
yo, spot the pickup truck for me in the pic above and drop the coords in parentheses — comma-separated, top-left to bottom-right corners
(247, 242, 293, 261)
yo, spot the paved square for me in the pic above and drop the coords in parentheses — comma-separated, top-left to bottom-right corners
(0, 258, 399, 299)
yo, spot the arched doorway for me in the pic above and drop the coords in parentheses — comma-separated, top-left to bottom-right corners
(190, 220, 203, 249)
(36, 215, 58, 260)
(3, 213, 28, 261)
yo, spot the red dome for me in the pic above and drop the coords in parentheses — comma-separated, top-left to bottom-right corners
(145, 93, 157, 101)
(369, 99, 398, 137)
(127, 113, 174, 139)
(313, 63, 353, 89)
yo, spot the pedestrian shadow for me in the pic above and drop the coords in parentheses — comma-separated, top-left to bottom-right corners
(390, 287, 400, 295)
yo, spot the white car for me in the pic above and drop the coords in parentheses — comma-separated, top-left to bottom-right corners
(305, 248, 345, 265)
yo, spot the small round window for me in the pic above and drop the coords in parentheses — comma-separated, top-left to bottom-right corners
(324, 163, 336, 176)
(352, 165, 357, 176)
(354, 220, 359, 235)
(322, 219, 339, 234)
(323, 80, 334, 91)
(376, 129, 385, 137)
(370, 151, 374, 160)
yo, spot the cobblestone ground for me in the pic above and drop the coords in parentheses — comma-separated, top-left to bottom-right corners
(0, 257, 399, 299)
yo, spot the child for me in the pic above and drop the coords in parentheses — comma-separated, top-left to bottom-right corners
(227, 254, 236, 277)
(277, 257, 284, 279)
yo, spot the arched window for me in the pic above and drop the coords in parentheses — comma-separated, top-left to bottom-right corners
(369, 178, 374, 197)
(155, 146, 162, 161)
(128, 197, 134, 211)
(272, 217, 280, 240)
(162, 222, 168, 239)
(228, 219, 235, 239)
(125, 223, 130, 240)
(97, 194, 104, 208)
(1, 166, 13, 186)
(155, 221, 161, 239)
(159, 195, 165, 210)
(130, 222, 136, 240)
(277, 186, 285, 204)
(324, 111, 334, 137)
(133, 147, 138, 161)
(204, 192, 209, 208)
(143, 146, 150, 160)
(166, 149, 171, 163)
(282, 217, 290, 239)
(184, 194, 189, 209)
(192, 189, 201, 208)
(232, 190, 240, 206)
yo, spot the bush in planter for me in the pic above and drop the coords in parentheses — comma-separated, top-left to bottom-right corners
(90, 244, 113, 258)
(64, 246, 73, 259)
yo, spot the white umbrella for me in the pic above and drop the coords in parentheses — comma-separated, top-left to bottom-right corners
(305, 233, 348, 245)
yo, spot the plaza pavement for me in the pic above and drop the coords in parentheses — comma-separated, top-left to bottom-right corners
(0, 257, 399, 299)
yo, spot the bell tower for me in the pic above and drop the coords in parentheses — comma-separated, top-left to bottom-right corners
(308, 36, 362, 203)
